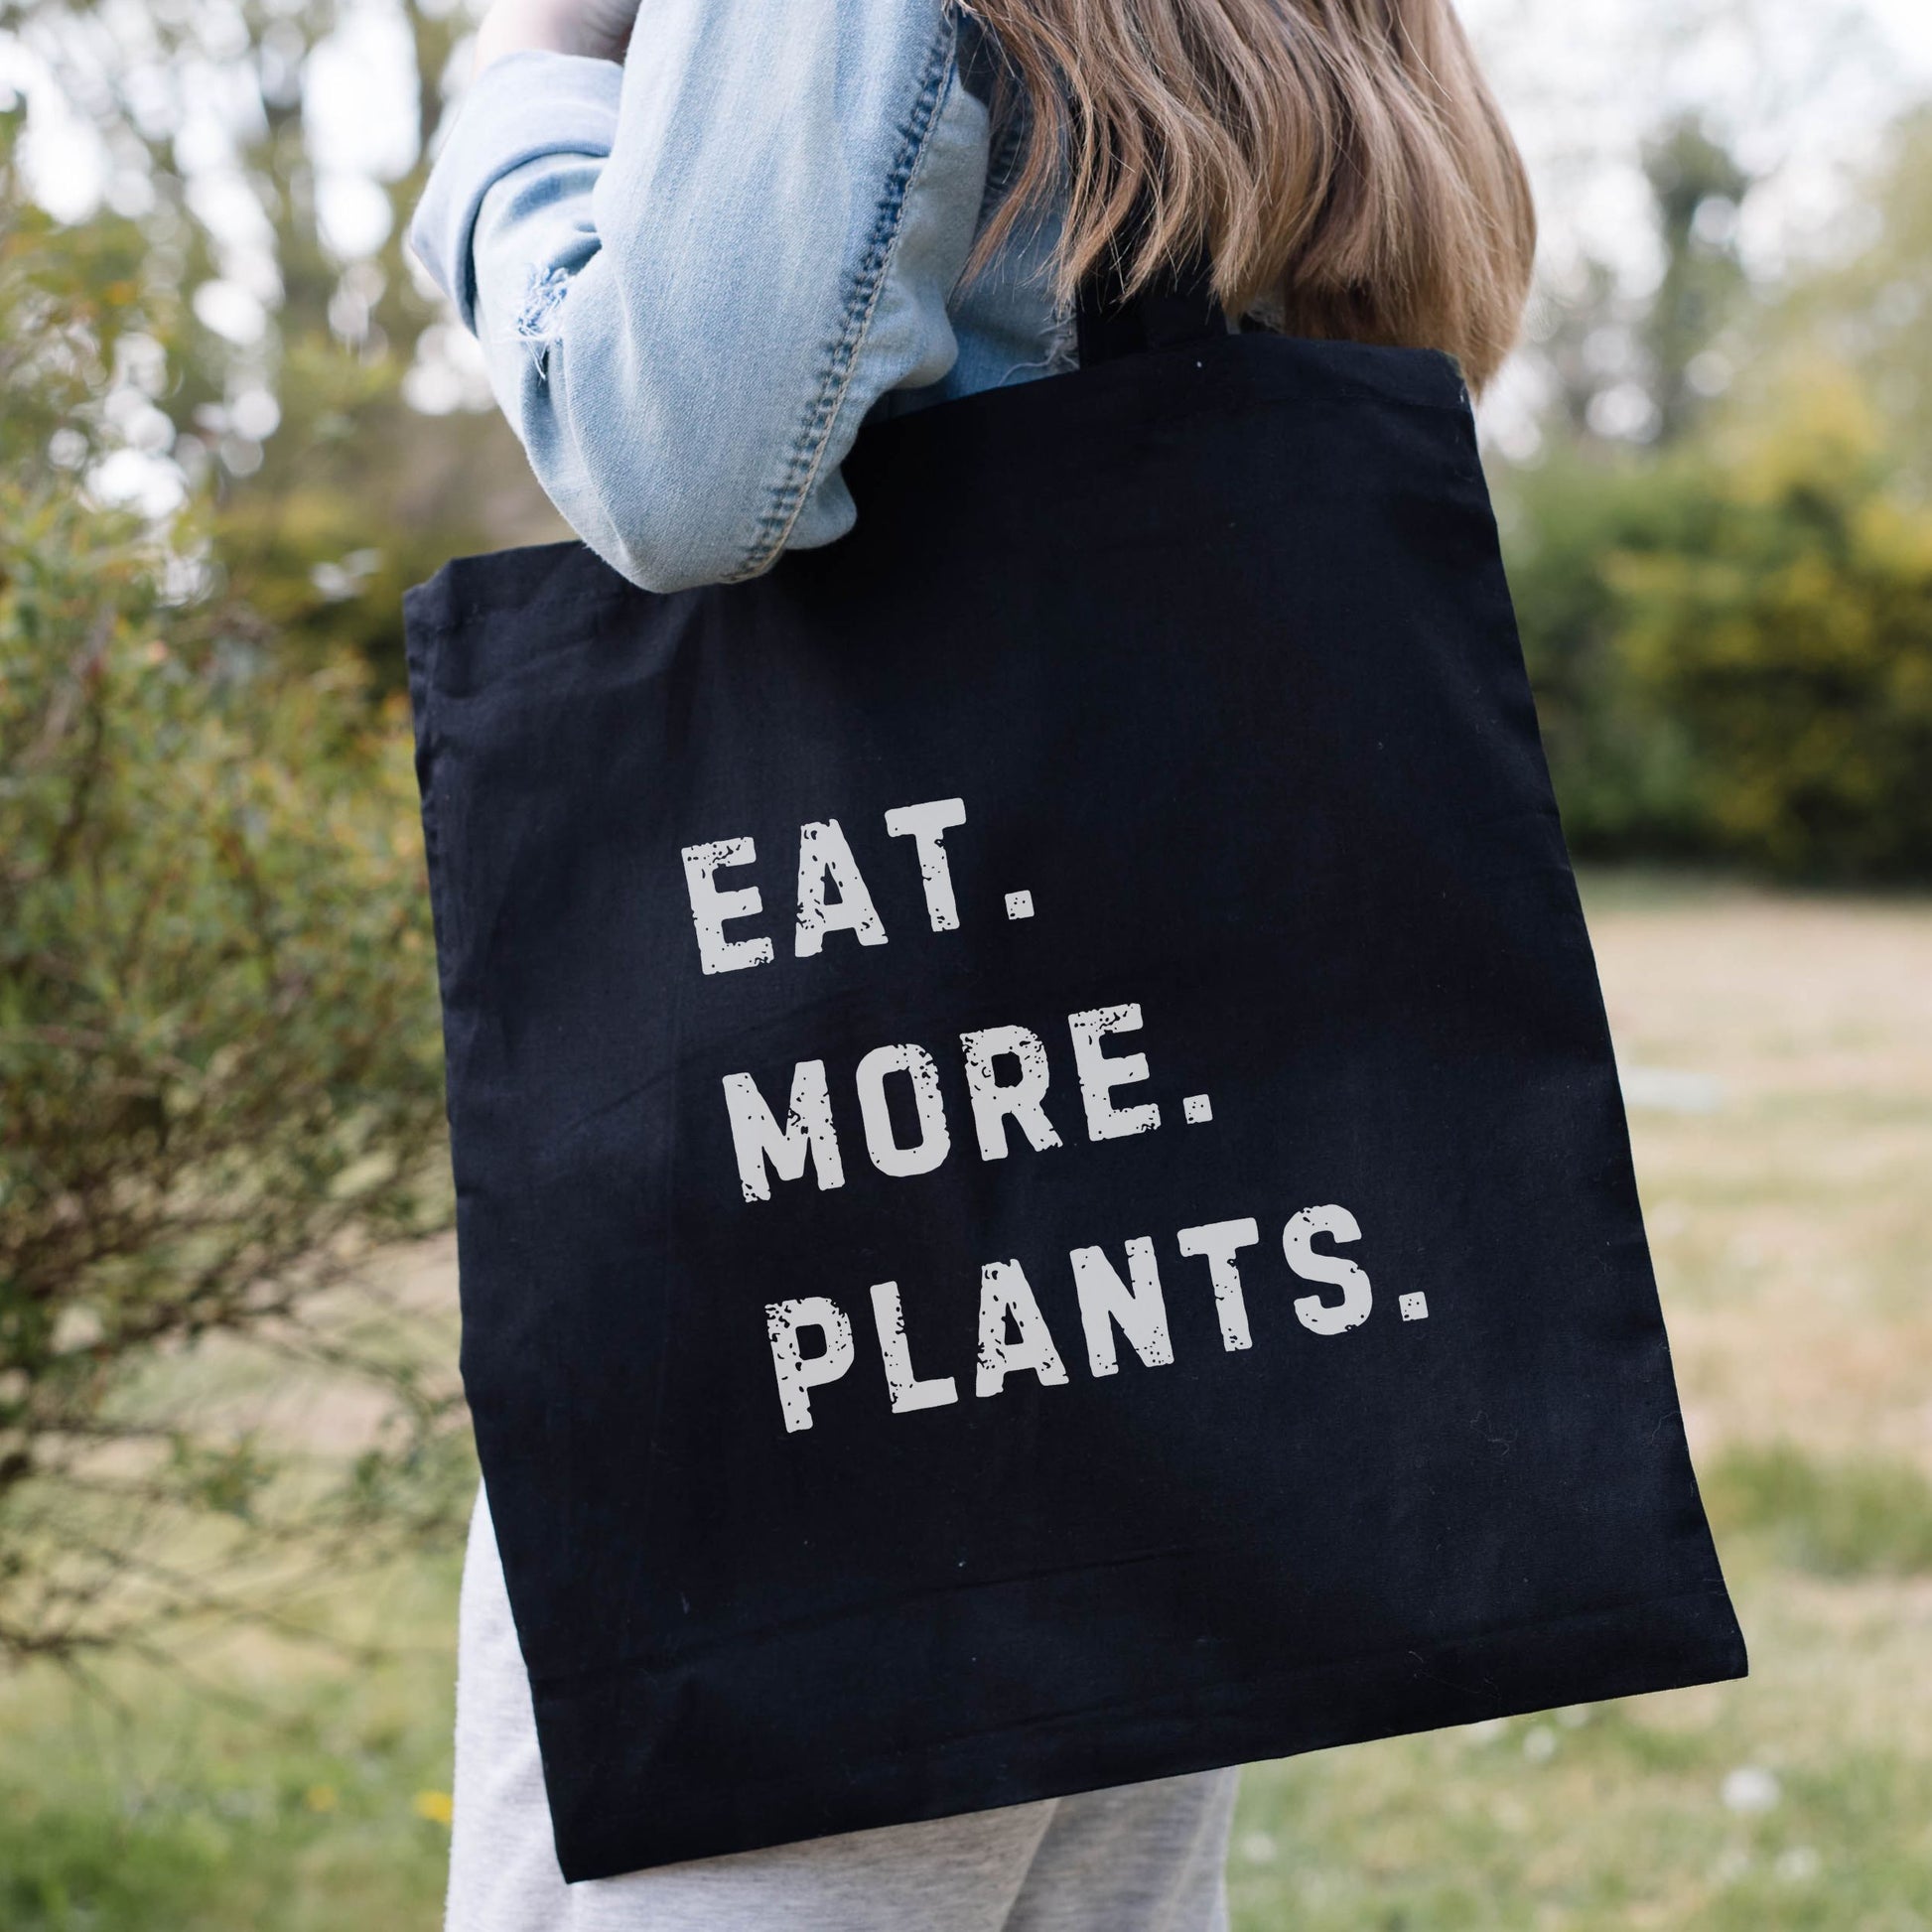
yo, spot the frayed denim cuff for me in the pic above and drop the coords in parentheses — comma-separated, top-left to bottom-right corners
(407, 51, 622, 332)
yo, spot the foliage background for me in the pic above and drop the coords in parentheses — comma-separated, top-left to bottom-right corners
(1, 0, 1930, 1924)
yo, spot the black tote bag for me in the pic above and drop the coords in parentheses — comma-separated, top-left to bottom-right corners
(403, 284, 1745, 1883)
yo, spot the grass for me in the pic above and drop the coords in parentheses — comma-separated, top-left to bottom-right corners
(4, 872, 1931, 1927)
(1227, 1545, 1932, 1929)
(0, 1551, 464, 1932)
(1704, 1443, 1932, 1580)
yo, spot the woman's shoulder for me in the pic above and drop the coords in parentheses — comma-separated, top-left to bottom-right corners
(408, 0, 1069, 590)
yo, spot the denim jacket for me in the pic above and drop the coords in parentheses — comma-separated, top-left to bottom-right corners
(407, 1, 1067, 593)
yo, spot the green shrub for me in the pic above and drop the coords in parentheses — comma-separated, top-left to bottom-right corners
(1500, 367, 1932, 882)
(0, 119, 460, 1668)
(1607, 370, 1932, 881)
(1496, 450, 1708, 857)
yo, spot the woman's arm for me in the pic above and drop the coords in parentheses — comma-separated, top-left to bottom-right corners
(469, 0, 642, 69)
(408, 0, 992, 593)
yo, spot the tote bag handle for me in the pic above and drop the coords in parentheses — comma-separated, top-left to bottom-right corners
(1073, 226, 1230, 366)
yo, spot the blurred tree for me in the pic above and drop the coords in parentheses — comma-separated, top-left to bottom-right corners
(1762, 104, 1932, 496)
(0, 0, 563, 690)
(1638, 114, 1752, 444)
(1513, 114, 1752, 455)
(1494, 88, 1932, 880)
(0, 116, 467, 1670)
(1517, 257, 1625, 445)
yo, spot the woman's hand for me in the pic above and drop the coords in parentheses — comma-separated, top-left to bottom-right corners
(474, 0, 642, 72)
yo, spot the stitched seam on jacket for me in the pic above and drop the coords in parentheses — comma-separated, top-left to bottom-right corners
(725, 15, 955, 582)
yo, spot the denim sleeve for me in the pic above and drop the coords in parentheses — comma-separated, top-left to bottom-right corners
(406, 2, 989, 593)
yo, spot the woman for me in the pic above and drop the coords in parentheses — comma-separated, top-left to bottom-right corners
(408, 0, 1535, 1923)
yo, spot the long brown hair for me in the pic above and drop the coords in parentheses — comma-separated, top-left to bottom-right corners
(962, 0, 1536, 392)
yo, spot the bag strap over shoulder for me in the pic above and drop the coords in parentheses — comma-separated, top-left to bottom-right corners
(1073, 225, 1230, 367)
